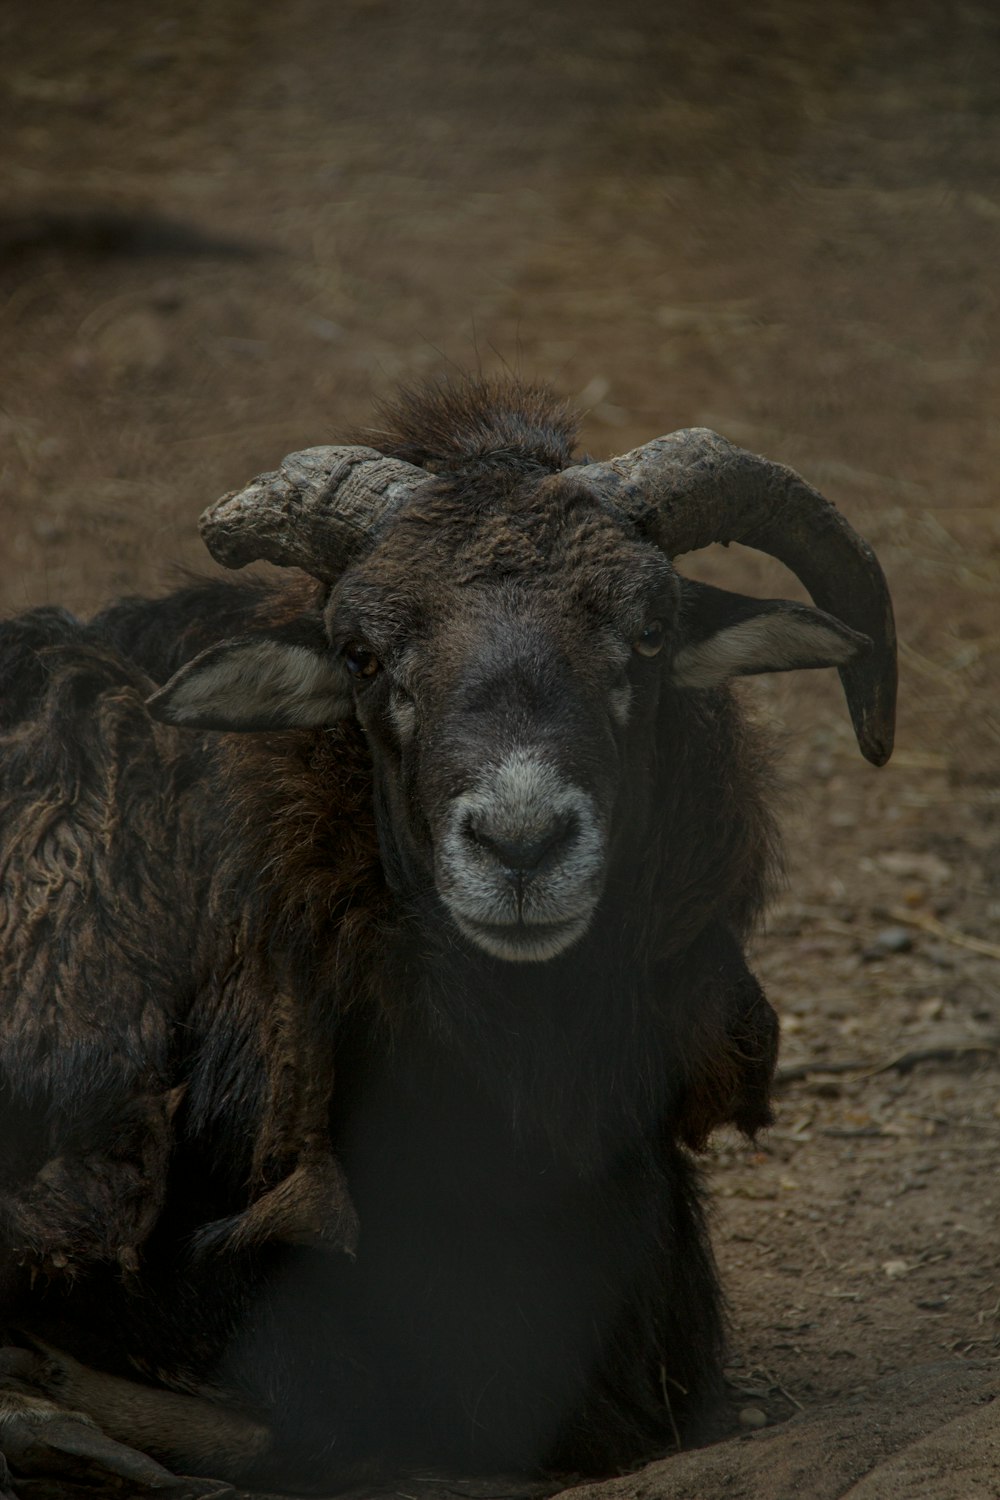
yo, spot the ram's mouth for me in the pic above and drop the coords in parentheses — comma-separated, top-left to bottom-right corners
(453, 912, 590, 964)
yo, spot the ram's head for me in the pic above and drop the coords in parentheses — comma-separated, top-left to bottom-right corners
(150, 390, 895, 962)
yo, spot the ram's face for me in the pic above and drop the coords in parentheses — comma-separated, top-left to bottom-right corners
(326, 489, 679, 962)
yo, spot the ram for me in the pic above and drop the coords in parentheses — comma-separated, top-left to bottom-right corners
(0, 377, 895, 1494)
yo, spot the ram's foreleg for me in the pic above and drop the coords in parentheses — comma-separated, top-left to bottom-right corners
(668, 925, 780, 1150)
(0, 1341, 270, 1490)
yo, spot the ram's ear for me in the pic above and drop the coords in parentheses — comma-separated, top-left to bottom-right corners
(146, 626, 350, 731)
(673, 580, 871, 689)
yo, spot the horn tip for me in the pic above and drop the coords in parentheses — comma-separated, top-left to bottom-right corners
(856, 712, 895, 766)
(862, 738, 894, 768)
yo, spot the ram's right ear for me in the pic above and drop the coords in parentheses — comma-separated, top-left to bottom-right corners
(146, 630, 350, 732)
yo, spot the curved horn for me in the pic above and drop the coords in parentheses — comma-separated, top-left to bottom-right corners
(199, 446, 429, 580)
(562, 429, 896, 766)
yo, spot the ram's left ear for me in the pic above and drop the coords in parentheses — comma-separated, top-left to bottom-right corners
(147, 619, 350, 732)
(673, 580, 871, 689)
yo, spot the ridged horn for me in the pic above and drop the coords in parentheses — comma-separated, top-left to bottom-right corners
(562, 429, 896, 766)
(199, 446, 429, 580)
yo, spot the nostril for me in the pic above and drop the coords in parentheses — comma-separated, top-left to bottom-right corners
(464, 813, 578, 875)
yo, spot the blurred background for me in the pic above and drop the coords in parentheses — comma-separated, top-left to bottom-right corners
(1, 0, 997, 1428)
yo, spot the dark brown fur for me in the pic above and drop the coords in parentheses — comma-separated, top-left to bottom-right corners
(0, 379, 786, 1491)
(366, 373, 579, 474)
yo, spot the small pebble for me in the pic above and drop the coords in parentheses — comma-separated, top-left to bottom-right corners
(877, 926, 914, 953)
(829, 811, 857, 829)
(862, 926, 914, 960)
(739, 1406, 768, 1430)
(309, 317, 343, 342)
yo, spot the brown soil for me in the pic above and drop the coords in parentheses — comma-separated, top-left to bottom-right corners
(1, 2, 998, 1496)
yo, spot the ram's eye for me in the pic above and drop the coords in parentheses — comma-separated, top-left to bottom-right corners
(633, 620, 665, 658)
(344, 645, 381, 680)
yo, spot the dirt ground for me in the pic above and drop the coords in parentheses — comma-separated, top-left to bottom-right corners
(1, 1, 998, 1496)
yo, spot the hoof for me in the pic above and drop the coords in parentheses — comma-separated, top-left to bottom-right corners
(0, 1345, 250, 1497)
(0, 1397, 176, 1488)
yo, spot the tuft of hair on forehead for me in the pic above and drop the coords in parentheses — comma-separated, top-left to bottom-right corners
(361, 374, 581, 477)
